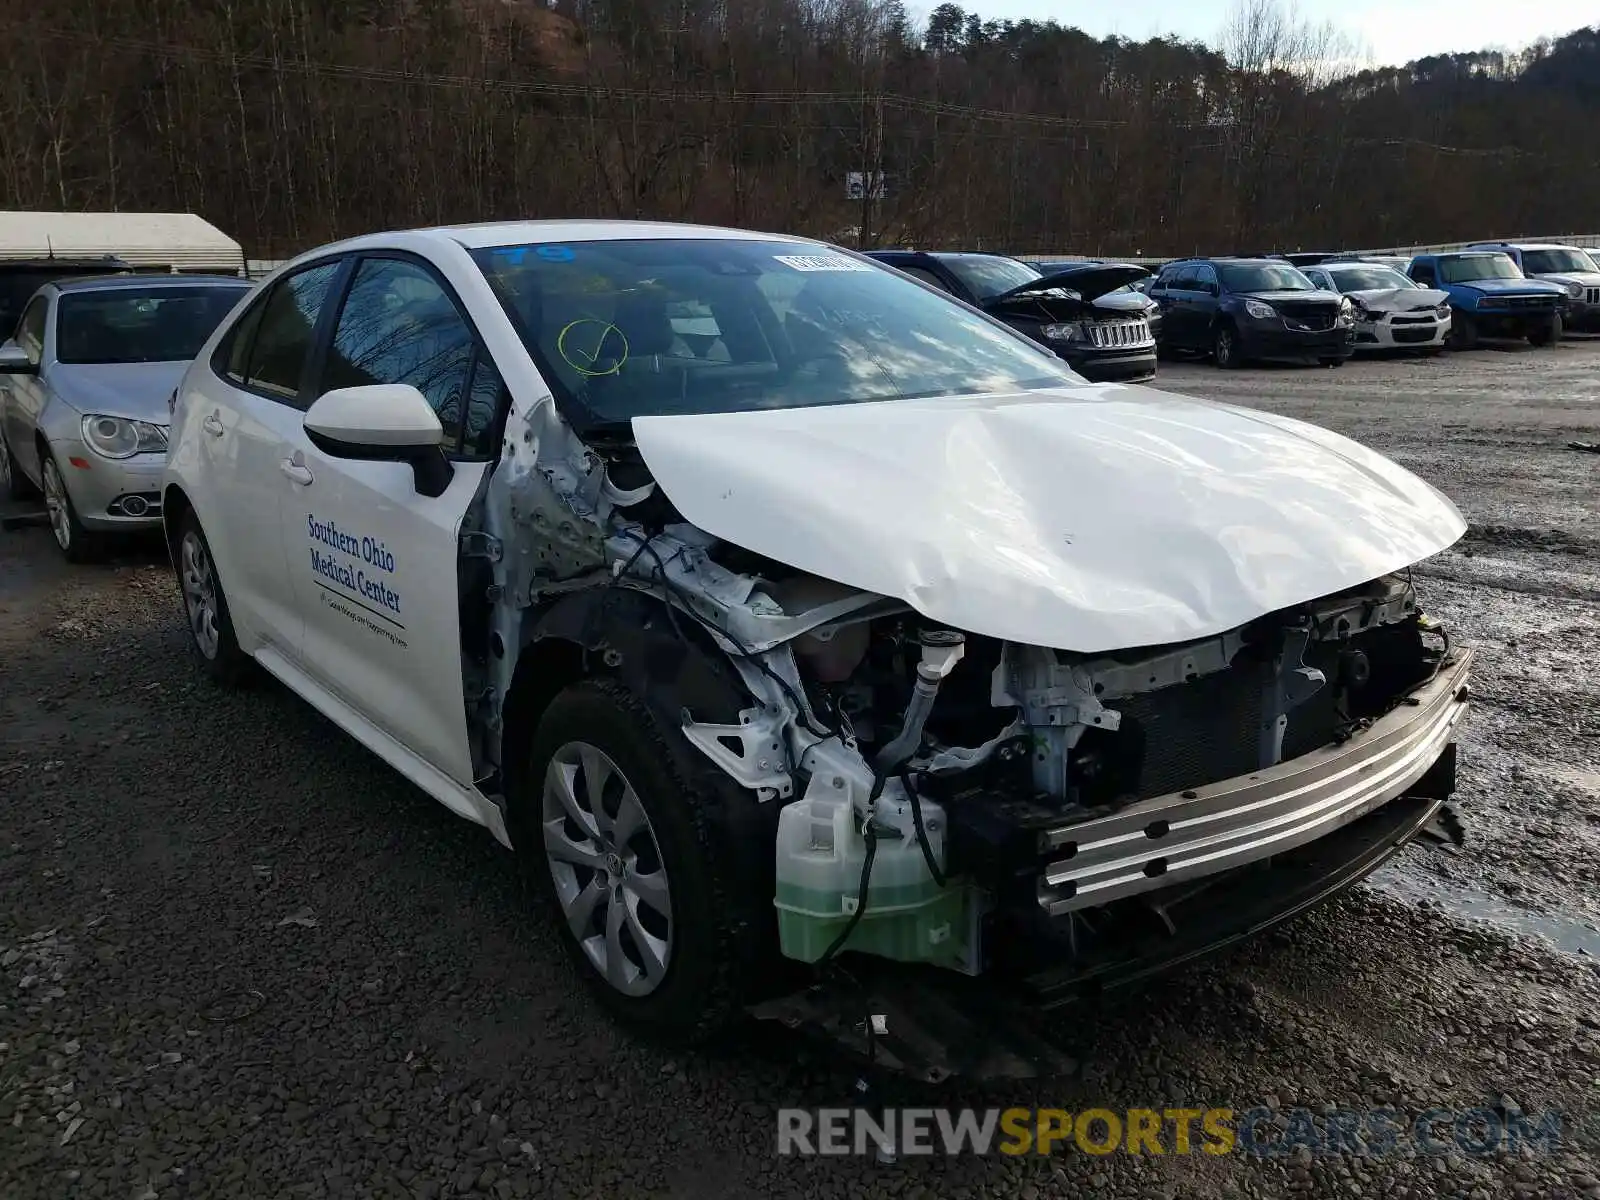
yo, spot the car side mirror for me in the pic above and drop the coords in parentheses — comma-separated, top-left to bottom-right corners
(303, 384, 455, 499)
(0, 340, 38, 375)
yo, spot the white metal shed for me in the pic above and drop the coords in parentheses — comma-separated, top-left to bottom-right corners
(0, 211, 246, 275)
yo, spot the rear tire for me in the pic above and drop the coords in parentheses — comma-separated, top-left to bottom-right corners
(1213, 323, 1245, 369)
(175, 511, 250, 685)
(514, 679, 763, 1044)
(0, 423, 38, 501)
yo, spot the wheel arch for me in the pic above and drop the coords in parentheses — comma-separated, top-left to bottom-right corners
(499, 587, 756, 829)
(161, 482, 192, 568)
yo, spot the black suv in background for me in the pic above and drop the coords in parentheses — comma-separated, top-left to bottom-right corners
(865, 250, 1157, 381)
(1150, 257, 1356, 368)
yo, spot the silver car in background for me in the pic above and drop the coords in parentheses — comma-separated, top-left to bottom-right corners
(0, 274, 251, 559)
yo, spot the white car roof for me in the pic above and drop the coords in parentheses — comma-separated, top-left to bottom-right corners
(337, 220, 817, 254)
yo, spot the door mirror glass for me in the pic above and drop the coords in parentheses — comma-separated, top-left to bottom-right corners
(304, 384, 454, 497)
(0, 339, 37, 374)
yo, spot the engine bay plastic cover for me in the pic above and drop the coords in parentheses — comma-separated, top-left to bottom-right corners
(630, 384, 1467, 652)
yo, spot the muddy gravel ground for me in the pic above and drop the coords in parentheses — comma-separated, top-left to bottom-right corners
(3, 339, 1599, 1200)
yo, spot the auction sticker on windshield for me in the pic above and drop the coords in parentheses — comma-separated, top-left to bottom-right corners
(774, 254, 874, 272)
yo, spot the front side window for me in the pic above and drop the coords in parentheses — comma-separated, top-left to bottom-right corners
(16, 297, 47, 362)
(239, 261, 342, 401)
(55, 287, 248, 365)
(1217, 264, 1316, 292)
(321, 257, 477, 450)
(938, 255, 1041, 300)
(1521, 248, 1598, 274)
(1438, 255, 1522, 284)
(472, 239, 1075, 426)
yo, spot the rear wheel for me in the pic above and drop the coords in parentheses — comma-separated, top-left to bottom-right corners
(175, 512, 250, 684)
(0, 423, 38, 501)
(1213, 323, 1244, 369)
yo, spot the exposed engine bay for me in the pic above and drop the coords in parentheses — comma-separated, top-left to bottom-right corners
(462, 391, 1468, 999)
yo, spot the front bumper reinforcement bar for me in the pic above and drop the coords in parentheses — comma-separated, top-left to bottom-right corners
(1038, 647, 1474, 915)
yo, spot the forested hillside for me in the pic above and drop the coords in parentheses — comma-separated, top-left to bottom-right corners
(1, 0, 1597, 256)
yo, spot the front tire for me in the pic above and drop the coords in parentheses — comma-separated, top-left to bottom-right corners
(1213, 323, 1245, 369)
(41, 453, 98, 563)
(175, 512, 250, 684)
(1528, 314, 1559, 346)
(1319, 356, 1345, 368)
(1449, 312, 1477, 351)
(516, 679, 754, 1043)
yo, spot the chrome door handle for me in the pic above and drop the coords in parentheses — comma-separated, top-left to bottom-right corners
(279, 459, 314, 486)
(202, 413, 225, 437)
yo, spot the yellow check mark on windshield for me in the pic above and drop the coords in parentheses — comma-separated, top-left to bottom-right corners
(557, 319, 628, 377)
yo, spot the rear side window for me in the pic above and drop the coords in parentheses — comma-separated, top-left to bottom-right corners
(217, 261, 341, 402)
(320, 257, 478, 451)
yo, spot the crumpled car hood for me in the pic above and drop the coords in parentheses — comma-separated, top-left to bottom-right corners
(629, 384, 1467, 653)
(1347, 287, 1449, 310)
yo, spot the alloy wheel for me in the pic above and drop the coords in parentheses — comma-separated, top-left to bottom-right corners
(180, 529, 221, 660)
(542, 741, 673, 997)
(42, 458, 71, 551)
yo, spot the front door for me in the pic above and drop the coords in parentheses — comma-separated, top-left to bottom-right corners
(2, 297, 52, 486)
(276, 254, 503, 786)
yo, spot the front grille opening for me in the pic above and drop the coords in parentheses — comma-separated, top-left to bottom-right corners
(1074, 618, 1432, 804)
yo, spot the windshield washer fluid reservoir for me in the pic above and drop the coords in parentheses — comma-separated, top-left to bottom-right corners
(774, 791, 978, 972)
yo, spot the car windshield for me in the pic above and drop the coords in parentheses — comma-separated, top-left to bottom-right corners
(472, 239, 1076, 425)
(939, 255, 1042, 300)
(1438, 255, 1522, 284)
(57, 286, 248, 364)
(1217, 263, 1316, 292)
(1327, 266, 1417, 292)
(1521, 248, 1598, 274)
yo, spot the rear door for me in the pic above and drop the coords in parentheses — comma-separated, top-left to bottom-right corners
(186, 258, 348, 656)
(1159, 266, 1202, 347)
(276, 253, 501, 785)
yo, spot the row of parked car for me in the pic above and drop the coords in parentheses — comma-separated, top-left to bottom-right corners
(3, 231, 1595, 566)
(866, 240, 1600, 381)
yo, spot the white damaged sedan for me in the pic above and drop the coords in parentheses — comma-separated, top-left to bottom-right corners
(1304, 261, 1453, 352)
(162, 222, 1471, 1076)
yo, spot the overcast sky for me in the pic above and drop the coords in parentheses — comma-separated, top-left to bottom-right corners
(960, 0, 1595, 67)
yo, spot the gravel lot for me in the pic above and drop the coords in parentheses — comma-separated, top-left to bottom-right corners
(3, 339, 1599, 1199)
